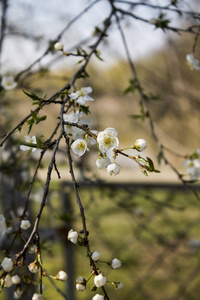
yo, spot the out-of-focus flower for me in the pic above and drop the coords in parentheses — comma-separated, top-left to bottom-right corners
(1, 76, 17, 90)
(112, 281, 123, 290)
(96, 156, 110, 169)
(91, 251, 101, 261)
(3, 274, 13, 287)
(134, 139, 147, 152)
(76, 283, 86, 291)
(92, 294, 104, 300)
(97, 128, 119, 154)
(32, 293, 44, 300)
(57, 271, 68, 281)
(14, 286, 23, 299)
(20, 136, 37, 152)
(107, 163, 121, 176)
(69, 87, 94, 105)
(71, 139, 88, 157)
(64, 125, 85, 140)
(87, 130, 98, 145)
(182, 158, 200, 180)
(28, 261, 39, 273)
(20, 220, 31, 230)
(1, 257, 14, 272)
(28, 244, 37, 254)
(54, 42, 63, 51)
(94, 274, 107, 287)
(0, 215, 7, 238)
(63, 111, 81, 124)
(68, 229, 78, 244)
(110, 258, 122, 269)
(186, 53, 200, 70)
(12, 275, 21, 284)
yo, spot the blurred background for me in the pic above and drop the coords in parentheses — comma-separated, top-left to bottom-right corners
(0, 0, 200, 299)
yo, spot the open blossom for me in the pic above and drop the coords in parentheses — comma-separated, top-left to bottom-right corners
(32, 293, 44, 300)
(94, 274, 107, 287)
(182, 159, 200, 180)
(69, 87, 94, 105)
(54, 42, 63, 51)
(63, 111, 81, 124)
(1, 257, 14, 272)
(97, 128, 119, 154)
(96, 156, 110, 169)
(107, 163, 121, 176)
(65, 125, 85, 140)
(134, 139, 147, 152)
(68, 229, 78, 244)
(1, 76, 17, 90)
(57, 270, 68, 281)
(92, 294, 104, 300)
(20, 220, 31, 230)
(20, 136, 37, 152)
(186, 53, 200, 70)
(87, 130, 98, 145)
(111, 258, 122, 269)
(91, 251, 101, 261)
(71, 139, 88, 157)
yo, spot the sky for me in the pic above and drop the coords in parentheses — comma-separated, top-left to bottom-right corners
(0, 0, 198, 73)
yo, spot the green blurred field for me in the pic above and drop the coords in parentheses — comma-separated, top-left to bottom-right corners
(2, 184, 199, 300)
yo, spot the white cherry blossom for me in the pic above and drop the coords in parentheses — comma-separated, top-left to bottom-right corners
(1, 76, 17, 90)
(20, 136, 37, 152)
(1, 257, 14, 272)
(96, 156, 110, 169)
(134, 139, 147, 152)
(68, 229, 78, 244)
(107, 163, 121, 176)
(94, 274, 107, 287)
(69, 87, 94, 105)
(71, 139, 88, 157)
(91, 251, 101, 261)
(32, 293, 44, 300)
(92, 294, 104, 300)
(54, 42, 63, 51)
(97, 128, 119, 154)
(20, 220, 31, 230)
(186, 53, 200, 70)
(111, 258, 122, 269)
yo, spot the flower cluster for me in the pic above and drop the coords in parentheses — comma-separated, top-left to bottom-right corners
(67, 229, 123, 295)
(182, 149, 200, 180)
(60, 86, 152, 177)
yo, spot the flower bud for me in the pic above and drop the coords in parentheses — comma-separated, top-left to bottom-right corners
(54, 42, 63, 51)
(116, 282, 123, 290)
(76, 276, 86, 284)
(20, 220, 31, 230)
(94, 274, 107, 287)
(28, 261, 39, 273)
(76, 283, 86, 291)
(92, 294, 104, 300)
(91, 251, 101, 261)
(1, 257, 14, 272)
(56, 270, 68, 281)
(12, 274, 21, 284)
(28, 244, 37, 254)
(107, 163, 121, 176)
(32, 293, 44, 300)
(96, 156, 110, 169)
(68, 229, 78, 244)
(133, 139, 147, 152)
(110, 258, 122, 269)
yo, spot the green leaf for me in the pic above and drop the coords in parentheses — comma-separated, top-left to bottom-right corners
(23, 90, 41, 101)
(147, 157, 154, 171)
